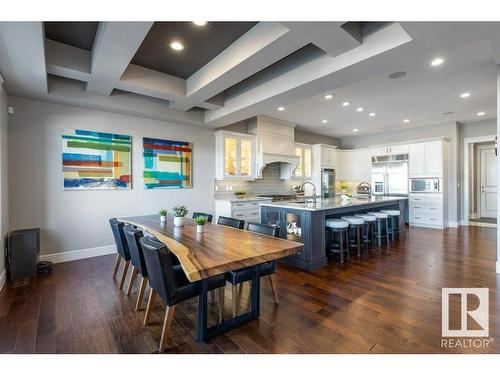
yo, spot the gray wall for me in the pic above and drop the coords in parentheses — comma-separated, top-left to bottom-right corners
(341, 121, 460, 225)
(0, 83, 8, 284)
(8, 97, 216, 256)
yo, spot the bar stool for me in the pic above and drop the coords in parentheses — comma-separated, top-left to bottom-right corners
(380, 209, 401, 241)
(367, 211, 390, 253)
(354, 214, 376, 250)
(341, 216, 365, 257)
(325, 219, 350, 263)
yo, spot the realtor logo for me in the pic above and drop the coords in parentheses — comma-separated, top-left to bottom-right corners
(442, 288, 489, 337)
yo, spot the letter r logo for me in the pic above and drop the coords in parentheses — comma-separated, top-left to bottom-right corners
(442, 288, 489, 337)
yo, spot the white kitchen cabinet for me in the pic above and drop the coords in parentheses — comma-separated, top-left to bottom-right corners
(215, 199, 271, 223)
(409, 141, 444, 177)
(313, 144, 337, 168)
(409, 193, 447, 229)
(215, 130, 256, 180)
(290, 143, 312, 179)
(336, 149, 371, 182)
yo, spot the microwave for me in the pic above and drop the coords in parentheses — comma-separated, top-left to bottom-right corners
(410, 178, 442, 193)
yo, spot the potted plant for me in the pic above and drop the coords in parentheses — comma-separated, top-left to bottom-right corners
(172, 205, 188, 227)
(159, 208, 168, 223)
(193, 216, 207, 233)
(234, 190, 247, 199)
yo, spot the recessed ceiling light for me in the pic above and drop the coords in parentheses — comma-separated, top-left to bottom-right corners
(477, 111, 485, 116)
(460, 92, 471, 98)
(403, 119, 410, 123)
(170, 41, 184, 51)
(342, 101, 350, 107)
(193, 21, 207, 26)
(369, 112, 376, 117)
(322, 119, 328, 124)
(356, 107, 364, 112)
(353, 128, 359, 132)
(277, 106, 285, 111)
(430, 57, 444, 67)
(324, 94, 333, 100)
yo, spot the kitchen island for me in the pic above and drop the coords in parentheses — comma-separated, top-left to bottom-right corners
(260, 196, 407, 271)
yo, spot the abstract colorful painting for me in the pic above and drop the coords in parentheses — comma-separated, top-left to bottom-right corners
(143, 137, 192, 189)
(62, 129, 132, 190)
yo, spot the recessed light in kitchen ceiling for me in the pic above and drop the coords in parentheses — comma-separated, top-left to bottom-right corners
(369, 112, 376, 117)
(430, 57, 444, 66)
(388, 71, 407, 79)
(342, 101, 350, 107)
(356, 107, 364, 112)
(324, 94, 333, 100)
(277, 106, 285, 111)
(403, 119, 410, 123)
(477, 111, 485, 116)
(170, 41, 184, 51)
(353, 128, 359, 132)
(460, 92, 471, 98)
(322, 119, 328, 124)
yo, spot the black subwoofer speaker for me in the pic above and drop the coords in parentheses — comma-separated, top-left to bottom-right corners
(6, 228, 40, 280)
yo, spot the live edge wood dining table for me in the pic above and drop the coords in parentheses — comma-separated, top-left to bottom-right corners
(119, 214, 303, 341)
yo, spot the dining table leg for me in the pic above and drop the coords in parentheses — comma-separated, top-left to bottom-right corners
(198, 265, 260, 342)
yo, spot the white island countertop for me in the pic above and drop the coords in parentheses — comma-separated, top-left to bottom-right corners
(259, 196, 407, 212)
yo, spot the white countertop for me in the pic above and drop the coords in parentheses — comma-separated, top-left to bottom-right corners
(214, 196, 273, 203)
(259, 196, 407, 211)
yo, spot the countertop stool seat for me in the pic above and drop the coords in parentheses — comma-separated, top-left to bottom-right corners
(341, 216, 365, 257)
(354, 214, 376, 250)
(367, 211, 391, 253)
(380, 209, 401, 241)
(326, 219, 350, 263)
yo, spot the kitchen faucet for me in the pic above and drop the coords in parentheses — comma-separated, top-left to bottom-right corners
(302, 181, 317, 204)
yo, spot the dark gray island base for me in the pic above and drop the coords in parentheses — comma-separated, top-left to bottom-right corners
(260, 196, 407, 271)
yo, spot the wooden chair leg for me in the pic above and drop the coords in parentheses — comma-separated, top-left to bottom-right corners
(126, 267, 139, 296)
(269, 274, 279, 304)
(231, 284, 238, 318)
(112, 254, 121, 279)
(210, 290, 216, 304)
(159, 305, 175, 352)
(217, 287, 225, 323)
(143, 288, 157, 326)
(119, 260, 130, 290)
(135, 276, 148, 311)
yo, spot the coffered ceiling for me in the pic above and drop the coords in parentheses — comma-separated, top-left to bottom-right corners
(1, 21, 500, 135)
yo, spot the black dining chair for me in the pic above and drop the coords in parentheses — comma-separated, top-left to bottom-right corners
(139, 236, 226, 352)
(109, 218, 131, 290)
(192, 212, 213, 223)
(226, 222, 280, 317)
(123, 225, 149, 311)
(217, 216, 245, 229)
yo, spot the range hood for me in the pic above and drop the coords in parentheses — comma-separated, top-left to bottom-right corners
(247, 116, 300, 178)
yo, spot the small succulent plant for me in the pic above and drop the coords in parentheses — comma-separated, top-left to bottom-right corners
(172, 205, 188, 217)
(159, 208, 167, 217)
(194, 216, 207, 225)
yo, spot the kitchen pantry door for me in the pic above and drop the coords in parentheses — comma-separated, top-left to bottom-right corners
(479, 145, 497, 218)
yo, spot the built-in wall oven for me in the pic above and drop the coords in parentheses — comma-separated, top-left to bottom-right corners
(409, 178, 442, 193)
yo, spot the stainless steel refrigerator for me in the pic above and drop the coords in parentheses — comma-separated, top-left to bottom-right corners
(321, 168, 336, 198)
(371, 154, 409, 196)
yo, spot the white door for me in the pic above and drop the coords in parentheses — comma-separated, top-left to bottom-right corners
(479, 146, 497, 218)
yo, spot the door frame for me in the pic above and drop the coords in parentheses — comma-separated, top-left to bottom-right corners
(463, 135, 496, 226)
(478, 144, 497, 218)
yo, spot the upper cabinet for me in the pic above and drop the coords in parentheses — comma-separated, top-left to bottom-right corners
(336, 149, 371, 181)
(313, 144, 337, 168)
(215, 130, 256, 180)
(292, 143, 312, 179)
(370, 144, 409, 157)
(409, 141, 445, 177)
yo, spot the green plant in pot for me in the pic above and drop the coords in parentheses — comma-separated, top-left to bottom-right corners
(234, 190, 247, 199)
(194, 216, 207, 233)
(172, 205, 188, 227)
(159, 208, 168, 223)
(339, 181, 349, 194)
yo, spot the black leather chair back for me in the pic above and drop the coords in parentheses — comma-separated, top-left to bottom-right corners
(217, 216, 245, 229)
(192, 212, 213, 223)
(246, 222, 280, 237)
(139, 236, 179, 304)
(123, 225, 148, 277)
(109, 218, 131, 260)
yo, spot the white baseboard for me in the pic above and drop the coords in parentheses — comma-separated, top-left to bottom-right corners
(0, 268, 6, 292)
(39, 244, 116, 264)
(448, 221, 458, 228)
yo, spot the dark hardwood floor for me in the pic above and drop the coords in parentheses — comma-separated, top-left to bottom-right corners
(1, 226, 499, 354)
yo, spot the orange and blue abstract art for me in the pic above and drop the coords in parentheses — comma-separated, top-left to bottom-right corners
(62, 129, 132, 190)
(143, 137, 192, 189)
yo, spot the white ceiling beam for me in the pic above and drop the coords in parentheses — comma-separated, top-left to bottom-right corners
(45, 39, 91, 82)
(0, 22, 47, 96)
(86, 22, 153, 96)
(280, 22, 362, 57)
(170, 22, 309, 111)
(204, 23, 412, 126)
